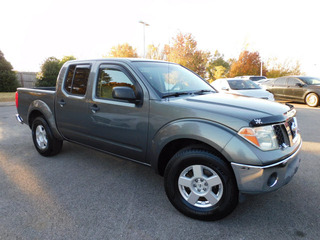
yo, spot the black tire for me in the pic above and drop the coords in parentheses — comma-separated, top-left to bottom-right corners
(32, 116, 63, 156)
(305, 93, 319, 107)
(164, 147, 238, 221)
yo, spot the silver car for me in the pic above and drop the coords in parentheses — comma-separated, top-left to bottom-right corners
(212, 78, 275, 101)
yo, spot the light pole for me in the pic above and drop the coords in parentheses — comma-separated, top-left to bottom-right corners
(139, 21, 149, 58)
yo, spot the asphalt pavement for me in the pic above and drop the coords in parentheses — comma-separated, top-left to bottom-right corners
(0, 103, 319, 240)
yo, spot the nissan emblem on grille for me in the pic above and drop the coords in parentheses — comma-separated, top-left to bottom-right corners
(254, 119, 263, 125)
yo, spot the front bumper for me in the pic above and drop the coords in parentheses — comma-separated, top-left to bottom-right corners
(231, 141, 302, 194)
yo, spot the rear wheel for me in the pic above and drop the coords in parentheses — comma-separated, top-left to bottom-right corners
(305, 93, 319, 107)
(164, 147, 238, 221)
(32, 116, 63, 156)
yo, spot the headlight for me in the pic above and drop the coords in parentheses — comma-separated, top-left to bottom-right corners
(238, 126, 278, 151)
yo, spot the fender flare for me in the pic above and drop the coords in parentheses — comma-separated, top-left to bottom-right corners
(148, 119, 236, 171)
(27, 100, 63, 140)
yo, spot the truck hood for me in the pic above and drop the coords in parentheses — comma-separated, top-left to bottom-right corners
(167, 93, 291, 130)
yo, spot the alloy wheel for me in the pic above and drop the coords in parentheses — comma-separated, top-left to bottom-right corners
(178, 164, 223, 208)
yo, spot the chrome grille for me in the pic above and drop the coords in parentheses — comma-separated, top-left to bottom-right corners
(274, 125, 286, 146)
(273, 117, 298, 149)
(288, 118, 297, 139)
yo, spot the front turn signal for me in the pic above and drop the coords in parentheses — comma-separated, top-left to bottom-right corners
(238, 128, 260, 147)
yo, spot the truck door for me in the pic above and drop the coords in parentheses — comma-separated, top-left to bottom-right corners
(55, 64, 91, 141)
(85, 64, 149, 163)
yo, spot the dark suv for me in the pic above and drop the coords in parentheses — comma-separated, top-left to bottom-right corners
(262, 76, 320, 107)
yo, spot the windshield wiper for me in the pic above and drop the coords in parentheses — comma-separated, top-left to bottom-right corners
(193, 89, 215, 95)
(162, 92, 191, 98)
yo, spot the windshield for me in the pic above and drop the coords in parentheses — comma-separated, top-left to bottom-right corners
(227, 80, 261, 90)
(132, 62, 215, 97)
(249, 76, 266, 81)
(299, 77, 320, 85)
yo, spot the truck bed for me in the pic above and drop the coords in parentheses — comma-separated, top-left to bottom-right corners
(16, 87, 56, 126)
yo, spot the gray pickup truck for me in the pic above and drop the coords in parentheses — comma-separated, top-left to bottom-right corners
(16, 59, 302, 220)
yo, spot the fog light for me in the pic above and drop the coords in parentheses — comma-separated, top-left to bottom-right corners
(267, 172, 278, 187)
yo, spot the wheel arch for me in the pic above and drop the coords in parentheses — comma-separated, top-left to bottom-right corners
(303, 90, 313, 101)
(28, 110, 44, 128)
(157, 138, 232, 176)
(27, 100, 63, 140)
(149, 119, 236, 176)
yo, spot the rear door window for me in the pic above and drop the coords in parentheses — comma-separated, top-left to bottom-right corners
(274, 78, 287, 86)
(64, 64, 91, 96)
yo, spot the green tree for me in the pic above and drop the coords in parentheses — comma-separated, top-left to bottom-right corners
(0, 50, 19, 92)
(36, 57, 60, 87)
(214, 66, 226, 81)
(212, 51, 230, 70)
(266, 58, 303, 78)
(59, 55, 76, 68)
(163, 32, 210, 78)
(106, 43, 138, 58)
(229, 50, 267, 77)
(206, 51, 230, 82)
(36, 56, 77, 87)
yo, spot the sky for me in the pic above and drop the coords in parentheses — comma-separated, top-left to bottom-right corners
(1, 0, 320, 75)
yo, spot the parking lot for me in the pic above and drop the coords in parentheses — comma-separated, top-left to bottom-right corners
(0, 103, 319, 240)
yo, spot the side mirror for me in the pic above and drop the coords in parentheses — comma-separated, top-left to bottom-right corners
(112, 87, 139, 103)
(295, 83, 304, 87)
(221, 87, 229, 91)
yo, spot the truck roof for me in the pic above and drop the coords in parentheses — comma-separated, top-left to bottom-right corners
(65, 58, 169, 64)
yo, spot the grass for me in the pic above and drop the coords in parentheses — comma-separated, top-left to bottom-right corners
(0, 92, 15, 102)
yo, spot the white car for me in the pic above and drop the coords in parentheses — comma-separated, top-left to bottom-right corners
(211, 78, 275, 101)
(237, 75, 267, 81)
(237, 76, 270, 86)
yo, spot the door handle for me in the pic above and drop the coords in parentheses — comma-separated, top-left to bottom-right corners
(58, 99, 66, 107)
(90, 104, 100, 113)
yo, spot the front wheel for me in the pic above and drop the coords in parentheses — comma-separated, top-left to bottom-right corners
(305, 93, 319, 107)
(32, 116, 63, 156)
(164, 148, 238, 221)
